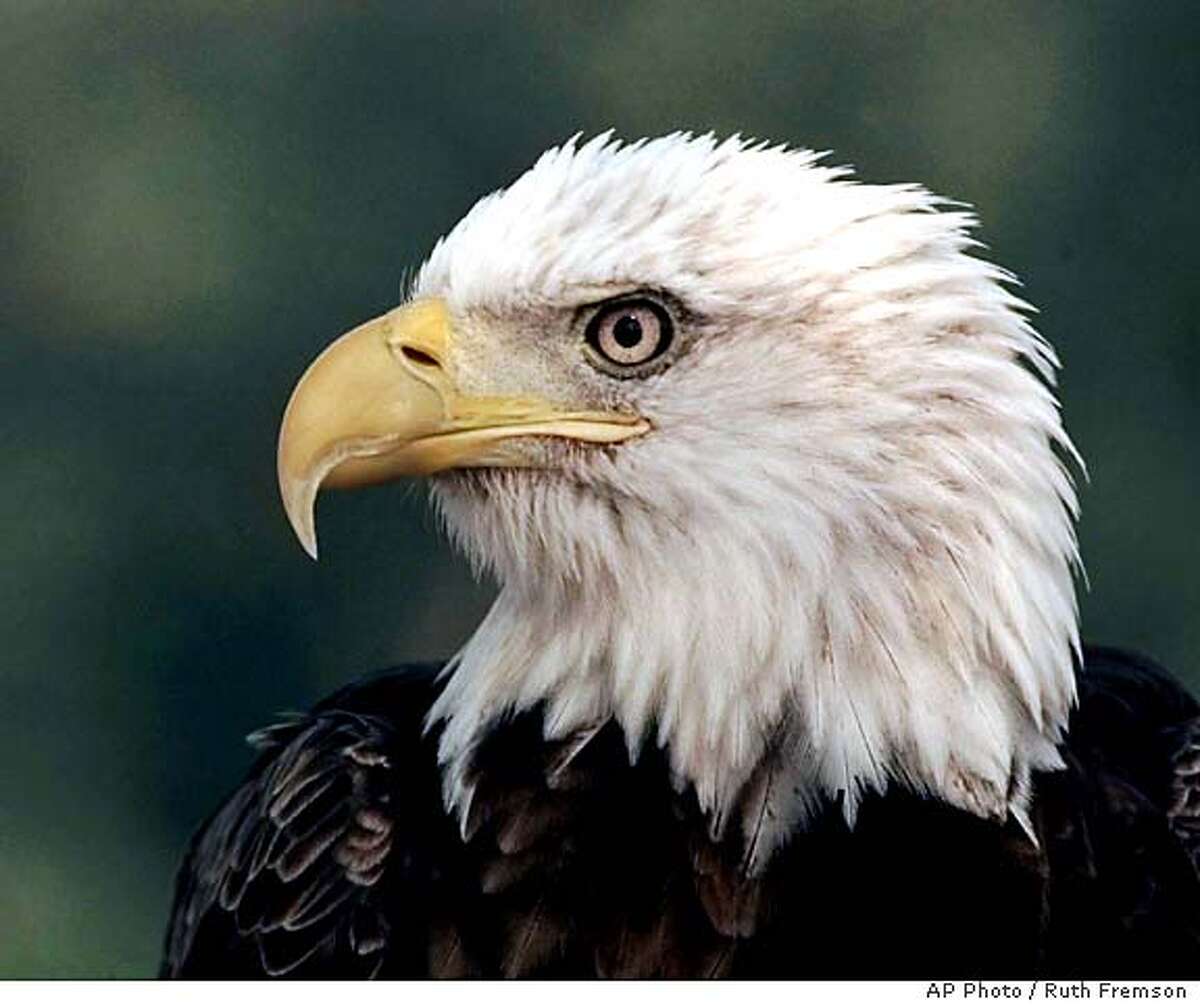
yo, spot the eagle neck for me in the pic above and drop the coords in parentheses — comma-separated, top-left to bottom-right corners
(427, 491, 1078, 866)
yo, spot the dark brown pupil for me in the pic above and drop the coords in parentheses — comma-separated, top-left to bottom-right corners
(613, 314, 644, 348)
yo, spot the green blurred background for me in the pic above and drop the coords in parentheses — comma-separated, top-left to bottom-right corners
(2, 0, 1197, 976)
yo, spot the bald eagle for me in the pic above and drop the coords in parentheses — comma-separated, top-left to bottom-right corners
(162, 133, 1200, 978)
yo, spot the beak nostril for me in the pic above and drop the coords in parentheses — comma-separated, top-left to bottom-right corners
(400, 345, 441, 369)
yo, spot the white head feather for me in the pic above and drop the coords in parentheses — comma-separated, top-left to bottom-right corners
(415, 132, 1082, 863)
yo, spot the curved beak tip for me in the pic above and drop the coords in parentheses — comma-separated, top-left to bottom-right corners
(300, 532, 319, 562)
(279, 469, 321, 561)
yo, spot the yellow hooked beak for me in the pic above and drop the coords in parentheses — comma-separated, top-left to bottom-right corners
(277, 298, 649, 558)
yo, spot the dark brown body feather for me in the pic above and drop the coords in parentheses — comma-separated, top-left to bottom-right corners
(161, 647, 1200, 977)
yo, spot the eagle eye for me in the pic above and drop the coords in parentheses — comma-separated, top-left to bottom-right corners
(584, 298, 674, 374)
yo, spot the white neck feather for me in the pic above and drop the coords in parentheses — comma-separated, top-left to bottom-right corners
(429, 384, 1081, 861)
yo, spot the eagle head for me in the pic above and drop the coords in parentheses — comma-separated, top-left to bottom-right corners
(277, 133, 1082, 860)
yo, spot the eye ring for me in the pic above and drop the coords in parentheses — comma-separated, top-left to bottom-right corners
(584, 298, 674, 374)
